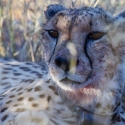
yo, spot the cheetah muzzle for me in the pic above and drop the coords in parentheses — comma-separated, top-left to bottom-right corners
(41, 4, 125, 125)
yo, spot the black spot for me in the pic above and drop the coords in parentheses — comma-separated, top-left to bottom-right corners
(96, 103, 101, 108)
(17, 87, 23, 91)
(120, 111, 124, 114)
(2, 71, 9, 74)
(41, 66, 46, 70)
(55, 92, 58, 95)
(37, 74, 43, 78)
(1, 82, 9, 85)
(32, 103, 38, 107)
(33, 66, 39, 68)
(34, 86, 41, 91)
(23, 79, 33, 83)
(13, 104, 19, 107)
(29, 80, 35, 83)
(12, 78, 18, 80)
(13, 73, 22, 76)
(28, 97, 34, 101)
(49, 85, 55, 91)
(47, 96, 51, 102)
(39, 94, 45, 98)
(46, 79, 50, 83)
(16, 108, 26, 112)
(27, 88, 32, 92)
(9, 95, 15, 98)
(12, 70, 17, 72)
(1, 107, 8, 113)
(17, 97, 24, 101)
(0, 98, 3, 100)
(31, 71, 39, 74)
(18, 92, 23, 95)
(6, 100, 12, 104)
(1, 115, 8, 121)
(10, 88, 16, 92)
(25, 62, 33, 65)
(3, 68, 12, 70)
(5, 64, 10, 65)
(19, 67, 31, 71)
(12, 65, 19, 67)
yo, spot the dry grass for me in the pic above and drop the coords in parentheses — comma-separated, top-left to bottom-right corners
(0, 0, 125, 63)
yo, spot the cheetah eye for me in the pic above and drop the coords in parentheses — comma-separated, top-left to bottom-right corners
(48, 30, 59, 38)
(88, 32, 105, 40)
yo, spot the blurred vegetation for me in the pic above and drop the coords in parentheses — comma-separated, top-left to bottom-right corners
(0, 0, 125, 63)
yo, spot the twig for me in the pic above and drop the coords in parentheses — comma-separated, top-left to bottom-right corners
(93, 0, 100, 7)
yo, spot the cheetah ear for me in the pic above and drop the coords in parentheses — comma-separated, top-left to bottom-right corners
(114, 15, 125, 32)
(114, 10, 125, 19)
(45, 4, 66, 20)
(113, 9, 125, 32)
(109, 12, 125, 50)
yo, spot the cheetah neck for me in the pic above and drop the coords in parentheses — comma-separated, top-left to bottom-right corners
(77, 101, 124, 125)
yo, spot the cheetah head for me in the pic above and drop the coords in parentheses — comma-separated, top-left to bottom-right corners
(41, 4, 125, 115)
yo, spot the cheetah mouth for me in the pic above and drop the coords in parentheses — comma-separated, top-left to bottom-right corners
(60, 72, 92, 83)
(60, 78, 81, 85)
(59, 75, 92, 90)
(58, 73, 100, 91)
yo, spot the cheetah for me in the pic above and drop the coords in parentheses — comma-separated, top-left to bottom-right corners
(0, 58, 76, 125)
(41, 4, 125, 125)
(1, 4, 125, 125)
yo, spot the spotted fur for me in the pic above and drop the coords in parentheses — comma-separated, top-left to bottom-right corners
(0, 59, 76, 125)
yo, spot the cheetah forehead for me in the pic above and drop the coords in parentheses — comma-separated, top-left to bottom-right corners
(44, 7, 114, 32)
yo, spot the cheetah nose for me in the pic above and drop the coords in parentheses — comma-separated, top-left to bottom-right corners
(55, 57, 69, 72)
(55, 57, 79, 72)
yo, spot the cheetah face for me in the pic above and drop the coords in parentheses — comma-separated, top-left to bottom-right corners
(41, 4, 125, 115)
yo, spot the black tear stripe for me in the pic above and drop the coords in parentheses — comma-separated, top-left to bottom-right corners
(84, 37, 92, 69)
(48, 38, 58, 64)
